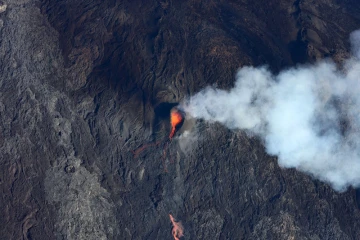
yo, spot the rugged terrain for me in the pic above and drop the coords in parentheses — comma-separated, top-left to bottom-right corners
(1, 0, 360, 239)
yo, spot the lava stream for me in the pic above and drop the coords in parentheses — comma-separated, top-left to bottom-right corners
(169, 214, 184, 240)
(169, 108, 185, 139)
(132, 107, 185, 170)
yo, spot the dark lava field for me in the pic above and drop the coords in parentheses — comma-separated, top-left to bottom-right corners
(1, 0, 360, 239)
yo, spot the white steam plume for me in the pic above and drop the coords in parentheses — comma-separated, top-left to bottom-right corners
(182, 30, 360, 191)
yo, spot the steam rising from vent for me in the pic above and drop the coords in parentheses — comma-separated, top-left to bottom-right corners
(181, 30, 360, 191)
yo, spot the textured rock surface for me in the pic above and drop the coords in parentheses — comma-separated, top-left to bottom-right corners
(1, 0, 360, 239)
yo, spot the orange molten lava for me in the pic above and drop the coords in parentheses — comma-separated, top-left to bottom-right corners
(169, 214, 184, 240)
(169, 109, 184, 139)
(132, 107, 185, 171)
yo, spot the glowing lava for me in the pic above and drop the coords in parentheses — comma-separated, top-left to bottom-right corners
(169, 108, 185, 139)
(169, 214, 184, 240)
(132, 106, 185, 171)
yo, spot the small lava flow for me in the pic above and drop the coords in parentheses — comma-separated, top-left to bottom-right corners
(169, 108, 185, 140)
(169, 214, 184, 240)
(132, 107, 185, 170)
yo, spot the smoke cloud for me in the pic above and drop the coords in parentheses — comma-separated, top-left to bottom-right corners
(182, 30, 360, 191)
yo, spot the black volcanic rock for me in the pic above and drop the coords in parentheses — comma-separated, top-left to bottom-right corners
(1, 0, 360, 239)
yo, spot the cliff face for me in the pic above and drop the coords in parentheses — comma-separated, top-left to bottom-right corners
(1, 0, 360, 239)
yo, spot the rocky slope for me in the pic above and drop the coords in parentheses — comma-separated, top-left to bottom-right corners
(1, 0, 360, 239)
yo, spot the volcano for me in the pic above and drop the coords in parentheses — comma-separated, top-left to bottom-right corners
(1, 0, 360, 239)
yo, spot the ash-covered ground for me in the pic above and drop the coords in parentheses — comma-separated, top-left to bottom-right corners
(1, 0, 360, 239)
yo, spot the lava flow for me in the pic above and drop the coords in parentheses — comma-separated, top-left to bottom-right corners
(169, 108, 185, 139)
(132, 107, 185, 168)
(169, 214, 184, 240)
